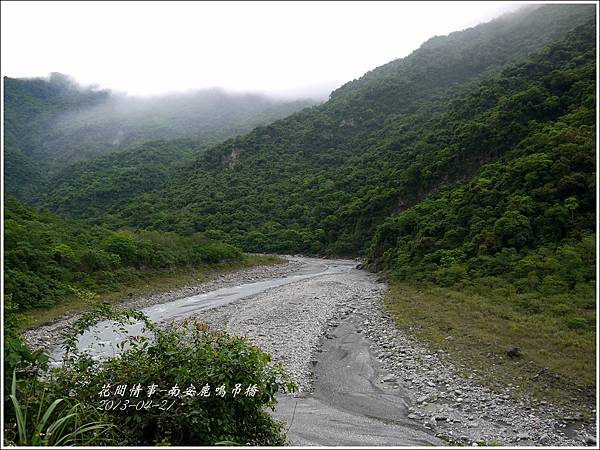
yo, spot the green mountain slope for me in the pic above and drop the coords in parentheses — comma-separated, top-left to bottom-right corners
(37, 139, 200, 219)
(4, 73, 109, 199)
(4, 74, 316, 201)
(103, 5, 594, 257)
(368, 111, 595, 315)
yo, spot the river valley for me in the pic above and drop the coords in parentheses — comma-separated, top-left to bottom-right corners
(23, 257, 596, 446)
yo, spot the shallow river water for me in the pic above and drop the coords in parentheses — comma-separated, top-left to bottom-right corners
(50, 257, 356, 362)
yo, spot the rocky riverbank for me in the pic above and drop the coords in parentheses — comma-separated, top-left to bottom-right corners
(188, 264, 371, 392)
(186, 263, 596, 447)
(353, 288, 597, 447)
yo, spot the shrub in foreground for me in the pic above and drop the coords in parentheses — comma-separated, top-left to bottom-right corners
(6, 306, 296, 446)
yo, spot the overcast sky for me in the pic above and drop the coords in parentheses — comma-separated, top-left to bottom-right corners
(2, 1, 527, 99)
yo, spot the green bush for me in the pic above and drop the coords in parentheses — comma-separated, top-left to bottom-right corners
(434, 264, 467, 287)
(565, 316, 590, 331)
(43, 307, 295, 446)
(3, 295, 48, 396)
(192, 242, 242, 264)
(80, 249, 117, 272)
(539, 274, 569, 295)
(102, 232, 138, 265)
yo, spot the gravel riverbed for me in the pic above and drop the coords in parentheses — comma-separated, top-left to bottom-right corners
(188, 270, 375, 393)
(22, 256, 596, 447)
(186, 262, 597, 447)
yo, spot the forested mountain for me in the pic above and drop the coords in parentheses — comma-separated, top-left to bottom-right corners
(37, 139, 200, 219)
(4, 73, 316, 201)
(91, 4, 594, 258)
(5, 4, 596, 314)
(4, 73, 109, 200)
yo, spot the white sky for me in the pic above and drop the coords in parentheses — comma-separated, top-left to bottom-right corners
(2, 1, 527, 98)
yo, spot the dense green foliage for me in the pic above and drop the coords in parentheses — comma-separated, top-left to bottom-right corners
(370, 119, 595, 330)
(4, 197, 242, 310)
(366, 17, 596, 334)
(100, 6, 594, 258)
(3, 295, 48, 397)
(5, 306, 293, 446)
(4, 73, 108, 200)
(4, 73, 315, 201)
(6, 371, 117, 446)
(37, 139, 200, 218)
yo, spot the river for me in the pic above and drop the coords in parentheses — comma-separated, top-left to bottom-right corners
(38, 256, 588, 446)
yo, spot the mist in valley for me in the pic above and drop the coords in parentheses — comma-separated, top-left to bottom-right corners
(13, 72, 320, 170)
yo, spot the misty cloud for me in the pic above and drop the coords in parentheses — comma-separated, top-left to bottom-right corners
(2, 1, 523, 97)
